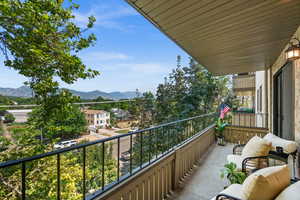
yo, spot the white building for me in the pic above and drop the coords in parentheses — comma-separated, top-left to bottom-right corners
(7, 109, 32, 123)
(83, 109, 110, 128)
(255, 71, 268, 128)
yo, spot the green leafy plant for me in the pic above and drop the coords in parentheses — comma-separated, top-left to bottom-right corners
(4, 113, 15, 123)
(215, 118, 227, 137)
(215, 118, 228, 145)
(221, 162, 247, 185)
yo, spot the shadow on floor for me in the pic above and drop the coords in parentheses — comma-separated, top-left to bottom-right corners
(170, 144, 234, 200)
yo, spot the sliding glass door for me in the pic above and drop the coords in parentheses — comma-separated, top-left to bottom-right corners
(273, 63, 293, 140)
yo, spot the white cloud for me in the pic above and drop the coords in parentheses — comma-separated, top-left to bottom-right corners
(81, 51, 131, 62)
(73, 4, 138, 30)
(116, 63, 170, 74)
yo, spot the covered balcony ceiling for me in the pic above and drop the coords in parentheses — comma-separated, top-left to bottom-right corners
(126, 0, 300, 75)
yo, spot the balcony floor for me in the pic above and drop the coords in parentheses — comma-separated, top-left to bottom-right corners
(171, 144, 234, 200)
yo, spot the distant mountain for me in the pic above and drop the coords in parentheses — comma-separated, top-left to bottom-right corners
(0, 86, 139, 100)
(0, 86, 33, 98)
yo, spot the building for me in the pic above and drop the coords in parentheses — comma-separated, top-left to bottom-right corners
(7, 109, 32, 123)
(233, 72, 256, 111)
(110, 108, 130, 120)
(83, 109, 110, 128)
(232, 72, 268, 128)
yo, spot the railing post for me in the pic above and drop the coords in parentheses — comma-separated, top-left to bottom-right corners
(83, 147, 86, 200)
(172, 150, 180, 190)
(21, 162, 26, 200)
(57, 154, 61, 200)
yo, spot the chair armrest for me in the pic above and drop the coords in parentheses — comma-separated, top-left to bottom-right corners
(269, 151, 289, 163)
(233, 144, 245, 155)
(216, 193, 242, 200)
(242, 155, 269, 173)
(291, 177, 300, 184)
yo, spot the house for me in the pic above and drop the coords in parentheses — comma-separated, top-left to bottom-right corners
(83, 109, 110, 128)
(110, 108, 130, 120)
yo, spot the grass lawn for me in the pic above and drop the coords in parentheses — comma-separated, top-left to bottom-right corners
(115, 129, 130, 134)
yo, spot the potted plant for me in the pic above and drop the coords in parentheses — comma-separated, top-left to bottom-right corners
(215, 118, 227, 146)
(221, 162, 247, 187)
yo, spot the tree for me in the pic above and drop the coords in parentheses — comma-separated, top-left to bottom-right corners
(0, 142, 117, 200)
(4, 113, 15, 123)
(0, 0, 99, 139)
(28, 91, 87, 140)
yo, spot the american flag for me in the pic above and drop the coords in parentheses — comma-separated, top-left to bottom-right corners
(220, 103, 230, 119)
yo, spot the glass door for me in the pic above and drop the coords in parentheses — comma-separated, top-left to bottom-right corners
(273, 63, 293, 140)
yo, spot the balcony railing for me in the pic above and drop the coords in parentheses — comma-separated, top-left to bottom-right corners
(0, 113, 217, 200)
(229, 112, 268, 129)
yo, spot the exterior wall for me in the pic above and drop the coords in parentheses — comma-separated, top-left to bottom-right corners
(85, 111, 111, 128)
(255, 71, 267, 127)
(294, 59, 300, 143)
(233, 74, 256, 110)
(94, 112, 110, 127)
(268, 26, 300, 143)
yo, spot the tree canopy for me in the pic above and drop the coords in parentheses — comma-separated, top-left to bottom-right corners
(0, 0, 99, 140)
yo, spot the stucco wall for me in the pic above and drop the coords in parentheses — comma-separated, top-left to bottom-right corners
(294, 59, 300, 143)
(269, 26, 300, 142)
(255, 71, 267, 127)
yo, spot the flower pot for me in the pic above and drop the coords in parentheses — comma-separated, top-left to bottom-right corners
(217, 136, 226, 146)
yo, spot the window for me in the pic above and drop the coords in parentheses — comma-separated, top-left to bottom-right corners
(259, 85, 262, 112)
(257, 85, 263, 113)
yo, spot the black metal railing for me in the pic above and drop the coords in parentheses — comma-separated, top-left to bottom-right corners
(0, 113, 217, 200)
(229, 112, 268, 128)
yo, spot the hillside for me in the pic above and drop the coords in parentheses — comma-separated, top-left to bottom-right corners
(0, 86, 138, 100)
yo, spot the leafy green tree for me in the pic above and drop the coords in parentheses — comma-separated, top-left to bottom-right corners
(0, 138, 117, 199)
(0, 95, 13, 105)
(0, 0, 99, 139)
(28, 90, 87, 140)
(4, 113, 15, 123)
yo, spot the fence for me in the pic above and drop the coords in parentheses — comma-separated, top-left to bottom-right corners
(230, 112, 268, 128)
(223, 126, 269, 144)
(0, 113, 217, 200)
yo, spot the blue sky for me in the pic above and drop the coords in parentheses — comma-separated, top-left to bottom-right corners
(0, 0, 189, 93)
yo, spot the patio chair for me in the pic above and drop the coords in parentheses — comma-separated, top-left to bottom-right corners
(232, 133, 298, 175)
(213, 165, 300, 200)
(264, 133, 298, 174)
(227, 136, 272, 174)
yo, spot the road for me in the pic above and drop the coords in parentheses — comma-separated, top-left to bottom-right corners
(111, 136, 132, 159)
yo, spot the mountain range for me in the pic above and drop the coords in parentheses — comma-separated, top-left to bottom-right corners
(0, 86, 138, 100)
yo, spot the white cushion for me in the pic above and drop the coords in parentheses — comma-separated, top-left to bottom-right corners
(275, 181, 300, 200)
(211, 184, 245, 200)
(264, 133, 298, 154)
(242, 165, 290, 200)
(242, 136, 272, 157)
(227, 154, 243, 170)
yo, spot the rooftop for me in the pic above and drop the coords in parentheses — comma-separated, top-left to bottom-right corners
(83, 109, 108, 115)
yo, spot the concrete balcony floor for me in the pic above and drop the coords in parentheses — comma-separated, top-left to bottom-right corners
(171, 144, 234, 200)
